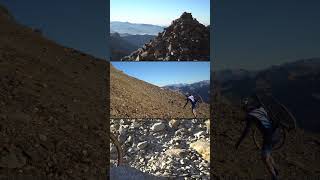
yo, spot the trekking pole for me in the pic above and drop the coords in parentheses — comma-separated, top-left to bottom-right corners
(110, 133, 123, 166)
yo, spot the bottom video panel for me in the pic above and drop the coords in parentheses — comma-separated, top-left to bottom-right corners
(110, 119, 210, 179)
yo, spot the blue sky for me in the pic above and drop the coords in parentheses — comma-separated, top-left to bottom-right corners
(111, 0, 210, 26)
(214, 0, 320, 70)
(112, 62, 210, 87)
(1, 0, 108, 59)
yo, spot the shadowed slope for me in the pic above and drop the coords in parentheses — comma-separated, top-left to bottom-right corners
(0, 6, 108, 178)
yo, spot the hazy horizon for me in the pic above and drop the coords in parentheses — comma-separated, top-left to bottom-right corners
(212, 57, 320, 72)
(111, 0, 210, 26)
(112, 62, 210, 87)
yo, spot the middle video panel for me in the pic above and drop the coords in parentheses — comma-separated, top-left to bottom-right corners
(110, 62, 210, 119)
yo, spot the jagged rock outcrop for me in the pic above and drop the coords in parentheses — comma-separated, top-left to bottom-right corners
(121, 12, 210, 61)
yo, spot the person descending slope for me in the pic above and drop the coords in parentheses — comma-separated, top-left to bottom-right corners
(183, 93, 198, 118)
(235, 94, 280, 180)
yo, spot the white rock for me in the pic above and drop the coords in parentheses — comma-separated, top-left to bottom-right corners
(194, 131, 206, 138)
(137, 141, 148, 150)
(151, 122, 165, 132)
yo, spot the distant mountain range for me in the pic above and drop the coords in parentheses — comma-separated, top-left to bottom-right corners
(110, 21, 165, 36)
(215, 58, 320, 132)
(110, 32, 156, 60)
(163, 80, 210, 103)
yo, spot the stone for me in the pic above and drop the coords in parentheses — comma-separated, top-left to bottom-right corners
(137, 141, 148, 150)
(39, 134, 47, 141)
(205, 119, 210, 133)
(194, 131, 206, 139)
(110, 145, 117, 153)
(140, 51, 149, 58)
(190, 139, 210, 162)
(169, 119, 180, 129)
(150, 122, 165, 132)
(164, 148, 188, 158)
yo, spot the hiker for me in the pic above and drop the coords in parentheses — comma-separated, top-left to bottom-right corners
(235, 95, 280, 180)
(183, 93, 198, 118)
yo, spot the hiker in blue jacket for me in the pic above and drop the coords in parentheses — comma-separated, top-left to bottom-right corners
(235, 95, 280, 180)
(183, 93, 198, 118)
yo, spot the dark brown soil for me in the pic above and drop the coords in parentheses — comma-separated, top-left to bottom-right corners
(212, 101, 320, 179)
(110, 65, 210, 118)
(0, 6, 109, 179)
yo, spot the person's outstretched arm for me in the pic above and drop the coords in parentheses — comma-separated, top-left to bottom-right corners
(183, 98, 189, 108)
(235, 116, 252, 149)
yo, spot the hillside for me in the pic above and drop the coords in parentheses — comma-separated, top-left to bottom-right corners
(212, 101, 320, 179)
(110, 65, 210, 118)
(0, 5, 108, 178)
(110, 32, 138, 61)
(121, 12, 210, 61)
(110, 33, 155, 61)
(215, 58, 320, 132)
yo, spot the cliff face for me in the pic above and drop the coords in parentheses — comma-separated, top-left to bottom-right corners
(0, 6, 109, 178)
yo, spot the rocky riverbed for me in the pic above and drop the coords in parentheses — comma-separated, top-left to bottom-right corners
(110, 119, 210, 179)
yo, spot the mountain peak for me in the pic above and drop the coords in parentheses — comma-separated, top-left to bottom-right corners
(180, 12, 193, 19)
(121, 12, 209, 61)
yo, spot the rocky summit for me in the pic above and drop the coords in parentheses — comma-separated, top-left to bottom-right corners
(121, 12, 210, 61)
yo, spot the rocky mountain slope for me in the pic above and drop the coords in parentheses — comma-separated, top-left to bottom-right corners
(0, 5, 108, 178)
(110, 32, 155, 60)
(163, 80, 210, 103)
(110, 32, 138, 61)
(212, 101, 320, 179)
(110, 65, 210, 118)
(121, 12, 210, 61)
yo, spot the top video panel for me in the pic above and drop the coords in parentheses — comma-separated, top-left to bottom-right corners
(110, 0, 210, 61)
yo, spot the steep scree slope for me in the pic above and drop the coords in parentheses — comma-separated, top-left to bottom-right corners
(110, 65, 210, 118)
(0, 6, 108, 179)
